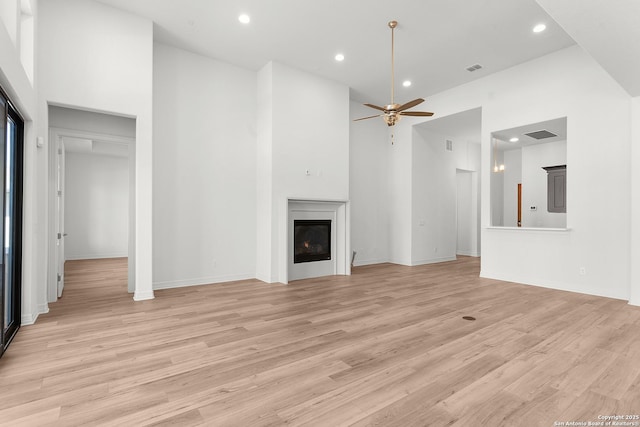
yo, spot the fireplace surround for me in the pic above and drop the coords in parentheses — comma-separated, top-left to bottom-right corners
(287, 199, 349, 282)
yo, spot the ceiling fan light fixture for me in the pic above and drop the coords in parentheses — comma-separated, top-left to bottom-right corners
(384, 113, 400, 126)
(353, 20, 434, 132)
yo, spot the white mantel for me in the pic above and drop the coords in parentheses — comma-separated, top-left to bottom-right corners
(287, 199, 350, 283)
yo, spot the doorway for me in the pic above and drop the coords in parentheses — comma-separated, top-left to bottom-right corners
(47, 106, 135, 304)
(0, 88, 24, 358)
(456, 169, 479, 257)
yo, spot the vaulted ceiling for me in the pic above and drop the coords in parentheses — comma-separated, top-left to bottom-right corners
(94, 0, 639, 102)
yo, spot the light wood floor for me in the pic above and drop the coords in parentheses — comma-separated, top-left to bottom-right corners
(1, 257, 639, 426)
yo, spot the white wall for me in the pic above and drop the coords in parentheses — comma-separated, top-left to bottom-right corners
(382, 45, 632, 301)
(502, 148, 522, 227)
(521, 141, 567, 228)
(412, 128, 457, 264)
(153, 43, 257, 289)
(411, 128, 481, 264)
(65, 152, 128, 260)
(456, 170, 477, 256)
(0, 0, 39, 324)
(0, 0, 19, 47)
(49, 105, 135, 138)
(38, 0, 153, 301)
(386, 121, 413, 265)
(490, 149, 505, 226)
(631, 96, 640, 305)
(349, 101, 389, 266)
(256, 61, 350, 283)
(0, 0, 35, 84)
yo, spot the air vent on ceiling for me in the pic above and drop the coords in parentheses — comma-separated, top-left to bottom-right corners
(524, 129, 557, 140)
(465, 63, 483, 72)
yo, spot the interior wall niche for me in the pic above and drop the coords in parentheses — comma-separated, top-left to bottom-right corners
(491, 117, 567, 229)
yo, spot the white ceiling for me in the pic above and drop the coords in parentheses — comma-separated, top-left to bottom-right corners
(94, 0, 580, 104)
(416, 107, 482, 144)
(535, 0, 640, 97)
(492, 117, 567, 151)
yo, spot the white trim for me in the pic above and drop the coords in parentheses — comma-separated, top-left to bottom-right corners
(49, 127, 135, 145)
(352, 258, 390, 267)
(153, 273, 255, 291)
(286, 199, 350, 283)
(411, 256, 457, 266)
(21, 312, 37, 325)
(133, 290, 155, 301)
(66, 252, 128, 261)
(21, 304, 48, 326)
(480, 269, 628, 301)
(487, 226, 571, 232)
(456, 251, 480, 257)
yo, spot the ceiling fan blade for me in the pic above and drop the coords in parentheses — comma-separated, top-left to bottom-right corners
(399, 111, 434, 117)
(363, 103, 387, 112)
(397, 98, 425, 112)
(353, 114, 383, 121)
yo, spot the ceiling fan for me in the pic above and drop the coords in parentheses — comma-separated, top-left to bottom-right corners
(354, 20, 434, 127)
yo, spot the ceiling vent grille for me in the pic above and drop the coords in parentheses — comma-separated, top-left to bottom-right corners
(524, 129, 557, 140)
(466, 64, 483, 72)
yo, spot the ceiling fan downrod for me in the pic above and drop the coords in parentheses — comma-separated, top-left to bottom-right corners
(352, 19, 434, 131)
(389, 20, 397, 106)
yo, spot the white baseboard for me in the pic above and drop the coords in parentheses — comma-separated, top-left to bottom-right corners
(480, 269, 628, 301)
(21, 312, 38, 326)
(21, 304, 49, 326)
(133, 290, 155, 301)
(66, 252, 128, 261)
(153, 273, 255, 291)
(352, 258, 390, 267)
(456, 251, 480, 257)
(411, 256, 457, 266)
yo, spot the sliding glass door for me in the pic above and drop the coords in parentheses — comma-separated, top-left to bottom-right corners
(0, 88, 24, 359)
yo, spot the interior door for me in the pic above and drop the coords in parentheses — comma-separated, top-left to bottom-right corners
(56, 138, 65, 297)
(517, 183, 522, 227)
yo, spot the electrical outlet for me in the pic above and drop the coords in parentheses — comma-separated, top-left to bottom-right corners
(579, 266, 586, 275)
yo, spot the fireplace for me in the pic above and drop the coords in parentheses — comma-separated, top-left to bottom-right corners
(293, 220, 331, 263)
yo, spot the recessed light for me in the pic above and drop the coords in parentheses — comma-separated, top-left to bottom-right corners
(238, 14, 250, 24)
(533, 23, 546, 33)
(402, 80, 412, 87)
(509, 137, 519, 142)
(334, 53, 345, 62)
